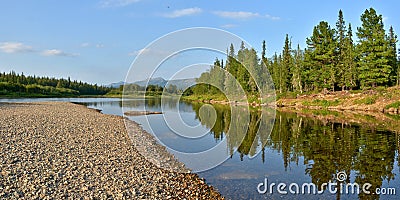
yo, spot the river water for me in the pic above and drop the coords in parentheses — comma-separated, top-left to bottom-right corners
(1, 97, 399, 199)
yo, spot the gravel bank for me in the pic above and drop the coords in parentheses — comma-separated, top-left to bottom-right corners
(0, 102, 223, 199)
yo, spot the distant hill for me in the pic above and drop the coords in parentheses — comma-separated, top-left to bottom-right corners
(107, 81, 126, 88)
(108, 77, 196, 90)
(167, 78, 196, 89)
(133, 77, 167, 88)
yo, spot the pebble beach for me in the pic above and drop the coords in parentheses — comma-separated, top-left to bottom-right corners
(0, 102, 223, 199)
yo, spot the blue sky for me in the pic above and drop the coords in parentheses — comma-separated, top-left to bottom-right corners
(0, 0, 398, 84)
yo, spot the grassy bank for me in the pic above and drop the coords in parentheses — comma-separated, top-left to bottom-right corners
(277, 86, 400, 114)
(278, 107, 400, 134)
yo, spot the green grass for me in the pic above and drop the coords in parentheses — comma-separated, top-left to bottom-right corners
(385, 101, 400, 109)
(182, 94, 228, 102)
(354, 96, 377, 105)
(302, 99, 340, 107)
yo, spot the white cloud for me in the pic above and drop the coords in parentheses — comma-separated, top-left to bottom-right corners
(213, 11, 280, 20)
(213, 11, 260, 19)
(100, 0, 141, 8)
(80, 42, 90, 47)
(81, 43, 105, 48)
(0, 42, 33, 53)
(265, 14, 280, 21)
(42, 49, 78, 57)
(162, 7, 202, 18)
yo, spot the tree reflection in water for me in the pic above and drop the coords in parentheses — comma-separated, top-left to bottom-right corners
(191, 102, 397, 199)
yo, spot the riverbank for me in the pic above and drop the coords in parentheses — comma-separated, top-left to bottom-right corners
(277, 86, 400, 114)
(278, 107, 400, 134)
(0, 102, 222, 199)
(183, 86, 400, 114)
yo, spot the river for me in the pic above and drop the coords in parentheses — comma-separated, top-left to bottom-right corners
(1, 97, 399, 199)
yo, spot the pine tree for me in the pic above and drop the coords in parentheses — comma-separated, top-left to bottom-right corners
(304, 21, 337, 92)
(343, 24, 357, 90)
(292, 44, 304, 93)
(271, 53, 280, 92)
(260, 40, 274, 91)
(398, 48, 400, 86)
(336, 10, 347, 90)
(261, 40, 270, 76)
(356, 8, 392, 88)
(261, 40, 267, 62)
(281, 34, 292, 92)
(387, 26, 398, 86)
(245, 48, 259, 94)
(225, 44, 239, 95)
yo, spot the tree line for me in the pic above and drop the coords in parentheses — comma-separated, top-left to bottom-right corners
(113, 83, 180, 96)
(0, 71, 110, 96)
(188, 8, 399, 99)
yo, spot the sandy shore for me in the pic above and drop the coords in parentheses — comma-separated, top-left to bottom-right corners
(0, 102, 222, 199)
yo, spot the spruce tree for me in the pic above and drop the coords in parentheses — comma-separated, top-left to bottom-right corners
(281, 34, 292, 92)
(292, 44, 304, 93)
(343, 24, 357, 90)
(304, 21, 336, 91)
(261, 40, 274, 90)
(336, 10, 347, 90)
(356, 8, 392, 88)
(271, 53, 280, 93)
(387, 26, 398, 86)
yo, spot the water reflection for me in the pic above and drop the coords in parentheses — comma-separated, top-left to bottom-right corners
(190, 102, 275, 160)
(192, 102, 398, 199)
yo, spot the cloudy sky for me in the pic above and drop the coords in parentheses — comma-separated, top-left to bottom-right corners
(0, 0, 398, 84)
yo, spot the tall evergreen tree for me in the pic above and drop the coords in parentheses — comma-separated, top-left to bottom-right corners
(281, 34, 292, 93)
(336, 10, 347, 90)
(356, 8, 392, 88)
(387, 26, 398, 86)
(304, 21, 337, 92)
(292, 44, 304, 93)
(261, 40, 274, 90)
(343, 24, 358, 90)
(261, 40, 267, 62)
(225, 44, 239, 95)
(271, 53, 280, 92)
(398, 48, 400, 86)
